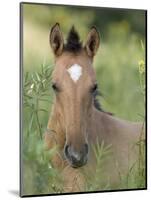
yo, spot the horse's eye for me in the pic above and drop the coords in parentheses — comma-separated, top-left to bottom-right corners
(52, 83, 59, 92)
(91, 83, 98, 94)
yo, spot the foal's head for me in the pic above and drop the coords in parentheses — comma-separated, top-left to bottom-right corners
(49, 23, 100, 168)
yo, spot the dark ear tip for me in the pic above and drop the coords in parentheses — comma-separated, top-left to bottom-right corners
(91, 26, 99, 34)
(54, 22, 60, 27)
(91, 25, 97, 29)
(51, 22, 60, 32)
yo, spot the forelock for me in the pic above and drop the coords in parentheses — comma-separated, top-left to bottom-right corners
(64, 26, 82, 53)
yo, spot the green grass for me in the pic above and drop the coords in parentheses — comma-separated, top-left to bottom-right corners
(84, 135, 145, 191)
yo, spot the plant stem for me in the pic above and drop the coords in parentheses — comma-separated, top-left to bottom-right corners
(35, 98, 42, 139)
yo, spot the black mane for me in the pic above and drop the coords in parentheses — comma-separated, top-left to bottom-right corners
(64, 26, 82, 53)
(93, 87, 113, 115)
(93, 88, 103, 111)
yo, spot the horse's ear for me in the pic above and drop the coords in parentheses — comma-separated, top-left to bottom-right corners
(49, 23, 64, 56)
(84, 26, 100, 57)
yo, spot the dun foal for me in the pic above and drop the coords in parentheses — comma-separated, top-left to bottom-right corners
(44, 23, 144, 192)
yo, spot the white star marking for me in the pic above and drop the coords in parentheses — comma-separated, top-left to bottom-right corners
(67, 64, 82, 83)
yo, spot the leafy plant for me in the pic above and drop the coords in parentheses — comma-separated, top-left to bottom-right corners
(23, 63, 53, 139)
(85, 141, 112, 191)
(22, 64, 64, 195)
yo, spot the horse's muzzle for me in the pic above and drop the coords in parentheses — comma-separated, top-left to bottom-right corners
(64, 143, 88, 168)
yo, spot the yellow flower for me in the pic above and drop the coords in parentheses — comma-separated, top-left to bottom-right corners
(138, 60, 145, 74)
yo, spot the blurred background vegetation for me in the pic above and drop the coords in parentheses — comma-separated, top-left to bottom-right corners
(22, 3, 146, 196)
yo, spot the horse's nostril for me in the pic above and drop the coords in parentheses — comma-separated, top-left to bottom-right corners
(84, 143, 89, 155)
(64, 144, 69, 158)
(64, 143, 88, 168)
(71, 151, 81, 162)
(64, 145, 81, 162)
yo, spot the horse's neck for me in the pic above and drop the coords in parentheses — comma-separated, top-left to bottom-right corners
(87, 108, 143, 183)
(89, 107, 142, 146)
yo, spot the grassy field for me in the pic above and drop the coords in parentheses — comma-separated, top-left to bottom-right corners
(21, 3, 146, 196)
